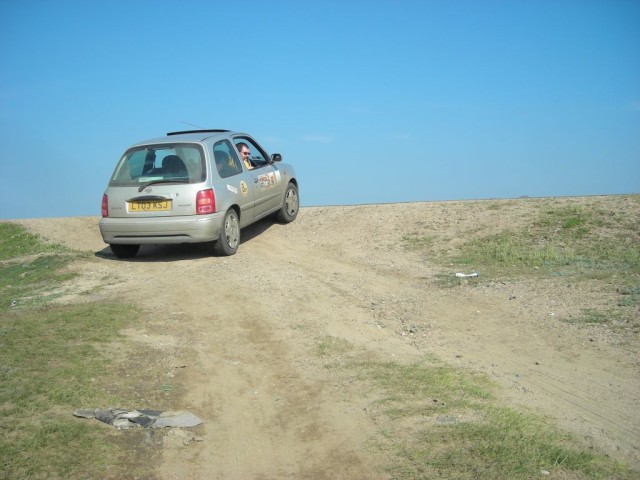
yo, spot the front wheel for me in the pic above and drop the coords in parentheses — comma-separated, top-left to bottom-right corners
(110, 244, 140, 259)
(214, 209, 240, 256)
(276, 182, 299, 223)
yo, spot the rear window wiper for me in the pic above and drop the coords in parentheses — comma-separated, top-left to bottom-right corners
(138, 179, 189, 192)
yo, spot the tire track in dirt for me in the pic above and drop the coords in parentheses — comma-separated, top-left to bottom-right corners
(126, 245, 387, 479)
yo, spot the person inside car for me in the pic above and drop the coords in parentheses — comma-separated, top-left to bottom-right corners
(237, 142, 254, 170)
(214, 150, 236, 178)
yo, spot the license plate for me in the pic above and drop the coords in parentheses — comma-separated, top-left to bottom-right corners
(129, 200, 171, 212)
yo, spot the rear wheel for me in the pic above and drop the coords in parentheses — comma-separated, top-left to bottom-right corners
(110, 244, 140, 259)
(277, 182, 299, 223)
(214, 209, 240, 256)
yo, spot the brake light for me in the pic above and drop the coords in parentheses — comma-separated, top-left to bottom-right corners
(196, 189, 216, 214)
(101, 194, 109, 217)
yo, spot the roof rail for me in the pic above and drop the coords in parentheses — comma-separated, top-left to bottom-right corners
(166, 129, 230, 136)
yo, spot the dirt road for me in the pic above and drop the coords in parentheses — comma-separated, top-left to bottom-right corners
(17, 196, 640, 478)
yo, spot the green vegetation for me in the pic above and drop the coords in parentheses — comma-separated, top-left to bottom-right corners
(403, 197, 640, 329)
(562, 308, 612, 326)
(334, 356, 633, 479)
(388, 405, 630, 480)
(0, 303, 138, 479)
(0, 223, 68, 260)
(455, 203, 639, 277)
(402, 233, 436, 251)
(370, 362, 631, 479)
(402, 198, 639, 279)
(617, 286, 640, 308)
(1, 223, 80, 308)
(317, 335, 354, 358)
(0, 223, 148, 479)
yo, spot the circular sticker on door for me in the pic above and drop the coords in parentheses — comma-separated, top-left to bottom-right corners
(240, 180, 248, 197)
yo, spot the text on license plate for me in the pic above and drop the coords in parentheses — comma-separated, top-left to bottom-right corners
(129, 200, 171, 212)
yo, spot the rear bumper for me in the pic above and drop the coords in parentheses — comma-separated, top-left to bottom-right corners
(99, 212, 225, 244)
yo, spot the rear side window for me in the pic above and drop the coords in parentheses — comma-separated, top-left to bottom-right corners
(110, 143, 206, 186)
(213, 140, 243, 178)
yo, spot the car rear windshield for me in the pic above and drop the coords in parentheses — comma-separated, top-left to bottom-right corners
(109, 143, 206, 186)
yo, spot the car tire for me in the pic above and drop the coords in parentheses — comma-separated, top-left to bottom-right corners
(110, 244, 140, 259)
(276, 182, 299, 223)
(214, 209, 240, 256)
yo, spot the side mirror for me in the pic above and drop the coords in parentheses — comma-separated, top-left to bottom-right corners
(271, 153, 282, 162)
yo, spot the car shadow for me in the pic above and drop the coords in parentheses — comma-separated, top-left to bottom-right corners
(95, 217, 276, 262)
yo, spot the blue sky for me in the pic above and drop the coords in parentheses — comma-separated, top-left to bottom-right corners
(1, 0, 638, 219)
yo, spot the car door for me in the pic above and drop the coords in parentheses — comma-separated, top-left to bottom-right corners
(247, 164, 283, 218)
(212, 140, 256, 224)
(235, 137, 283, 218)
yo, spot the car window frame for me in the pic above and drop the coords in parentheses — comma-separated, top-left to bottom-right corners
(233, 136, 272, 170)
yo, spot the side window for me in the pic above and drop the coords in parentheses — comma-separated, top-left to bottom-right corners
(175, 146, 206, 182)
(213, 140, 243, 178)
(235, 138, 269, 169)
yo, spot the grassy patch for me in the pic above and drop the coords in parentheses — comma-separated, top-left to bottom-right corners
(317, 335, 353, 358)
(312, 338, 635, 479)
(403, 197, 639, 280)
(353, 360, 634, 479)
(485, 200, 517, 210)
(453, 200, 640, 278)
(0, 304, 140, 479)
(1, 254, 79, 307)
(1, 303, 131, 410)
(457, 233, 565, 270)
(0, 222, 68, 260)
(0, 222, 87, 307)
(0, 223, 157, 479)
(359, 360, 493, 418)
(562, 308, 611, 325)
(402, 233, 436, 251)
(391, 406, 630, 480)
(406, 197, 639, 328)
(617, 286, 640, 308)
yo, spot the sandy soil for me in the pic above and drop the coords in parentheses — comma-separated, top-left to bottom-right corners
(15, 195, 640, 478)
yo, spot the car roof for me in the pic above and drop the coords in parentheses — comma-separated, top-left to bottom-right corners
(130, 129, 246, 146)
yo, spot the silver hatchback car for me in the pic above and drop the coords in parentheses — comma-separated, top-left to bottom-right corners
(99, 129, 299, 258)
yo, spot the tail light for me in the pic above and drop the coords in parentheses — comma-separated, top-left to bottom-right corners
(101, 194, 109, 217)
(196, 189, 216, 214)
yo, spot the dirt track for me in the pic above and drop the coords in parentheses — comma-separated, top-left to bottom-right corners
(17, 196, 640, 478)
